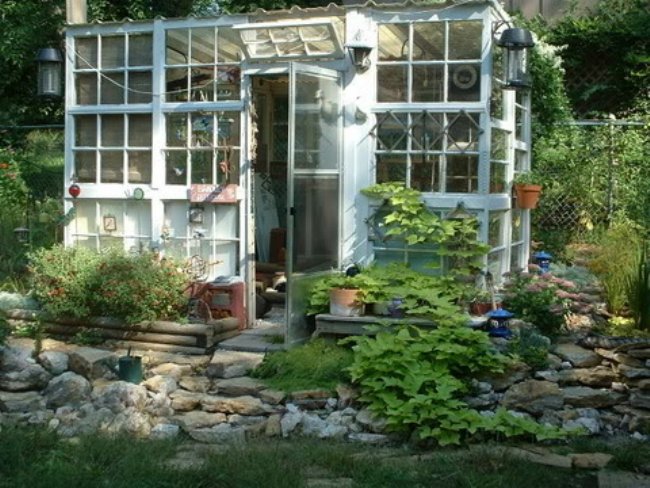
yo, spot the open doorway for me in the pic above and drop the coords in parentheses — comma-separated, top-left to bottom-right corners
(251, 75, 290, 327)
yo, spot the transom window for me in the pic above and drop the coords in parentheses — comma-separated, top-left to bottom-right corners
(74, 33, 153, 105)
(377, 20, 482, 103)
(165, 27, 242, 102)
(372, 110, 482, 192)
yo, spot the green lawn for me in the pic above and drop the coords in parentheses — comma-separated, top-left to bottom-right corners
(1, 426, 633, 488)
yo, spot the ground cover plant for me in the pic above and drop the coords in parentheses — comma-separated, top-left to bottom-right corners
(251, 338, 353, 392)
(28, 245, 190, 324)
(0, 425, 609, 488)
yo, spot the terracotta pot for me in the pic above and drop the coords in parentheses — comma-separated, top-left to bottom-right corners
(329, 288, 364, 317)
(469, 301, 502, 316)
(514, 183, 542, 209)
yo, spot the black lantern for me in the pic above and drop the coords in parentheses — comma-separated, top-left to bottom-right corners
(497, 28, 535, 90)
(446, 201, 475, 222)
(346, 40, 373, 72)
(36, 48, 63, 98)
(14, 227, 30, 244)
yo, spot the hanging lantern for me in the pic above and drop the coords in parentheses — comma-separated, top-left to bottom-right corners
(497, 28, 535, 90)
(14, 227, 30, 244)
(36, 48, 63, 98)
(68, 184, 81, 198)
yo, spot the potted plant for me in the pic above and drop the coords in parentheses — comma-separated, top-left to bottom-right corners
(307, 271, 382, 317)
(467, 288, 500, 316)
(513, 172, 542, 209)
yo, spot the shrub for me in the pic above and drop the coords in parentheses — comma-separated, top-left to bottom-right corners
(29, 246, 189, 324)
(507, 327, 551, 371)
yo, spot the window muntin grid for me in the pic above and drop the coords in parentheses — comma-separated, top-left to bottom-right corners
(73, 114, 152, 184)
(165, 27, 242, 102)
(377, 20, 482, 103)
(74, 33, 153, 106)
(164, 111, 241, 186)
(373, 110, 481, 192)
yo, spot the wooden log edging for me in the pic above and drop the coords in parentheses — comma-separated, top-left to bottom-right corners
(5, 308, 239, 353)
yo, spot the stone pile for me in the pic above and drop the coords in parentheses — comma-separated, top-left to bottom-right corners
(0, 338, 389, 443)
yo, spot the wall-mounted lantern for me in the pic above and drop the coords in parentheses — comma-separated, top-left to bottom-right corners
(497, 28, 535, 90)
(346, 39, 373, 73)
(36, 48, 63, 98)
(446, 201, 475, 222)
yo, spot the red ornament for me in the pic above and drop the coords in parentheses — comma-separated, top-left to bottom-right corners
(68, 184, 81, 198)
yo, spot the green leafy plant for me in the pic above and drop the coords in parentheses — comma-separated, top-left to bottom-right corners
(345, 324, 566, 446)
(513, 172, 540, 186)
(306, 271, 383, 315)
(507, 327, 551, 371)
(251, 339, 353, 392)
(0, 312, 10, 346)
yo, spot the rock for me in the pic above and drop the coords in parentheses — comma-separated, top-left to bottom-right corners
(149, 363, 191, 379)
(553, 344, 601, 368)
(150, 423, 180, 439)
(281, 410, 304, 437)
(103, 407, 151, 437)
(54, 404, 113, 438)
(265, 413, 282, 437)
(481, 361, 531, 391)
(503, 447, 573, 469)
(546, 353, 563, 370)
(562, 386, 626, 408)
(68, 347, 118, 380)
(598, 470, 650, 488)
(556, 366, 617, 387)
(501, 380, 563, 415)
(178, 376, 211, 393)
(595, 348, 645, 368)
(93, 381, 148, 413)
(465, 393, 500, 409)
(534, 370, 559, 382)
(325, 410, 356, 428)
(335, 384, 358, 409)
(638, 380, 650, 390)
(564, 416, 601, 435)
(627, 349, 650, 360)
(214, 377, 266, 396)
(0, 391, 46, 413)
(631, 391, 650, 410)
(38, 351, 69, 375)
(291, 389, 331, 401)
(618, 364, 650, 380)
(228, 414, 267, 427)
(202, 395, 268, 416)
(347, 433, 390, 444)
(43, 372, 92, 409)
(205, 350, 264, 379)
(570, 452, 613, 469)
(143, 375, 178, 396)
(0, 363, 52, 391)
(172, 411, 227, 430)
(355, 408, 387, 433)
(169, 390, 204, 411)
(258, 388, 286, 405)
(300, 413, 328, 436)
(188, 423, 246, 443)
(145, 392, 173, 418)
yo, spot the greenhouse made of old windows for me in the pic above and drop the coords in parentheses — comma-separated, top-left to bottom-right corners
(64, 0, 534, 343)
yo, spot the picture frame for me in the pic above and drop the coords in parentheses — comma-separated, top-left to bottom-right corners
(103, 215, 117, 232)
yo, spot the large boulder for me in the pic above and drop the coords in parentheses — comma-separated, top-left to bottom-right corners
(205, 351, 264, 379)
(0, 391, 46, 413)
(68, 347, 118, 380)
(214, 377, 266, 396)
(562, 386, 626, 408)
(93, 381, 148, 413)
(201, 395, 268, 416)
(43, 372, 92, 409)
(38, 351, 69, 375)
(501, 380, 563, 415)
(553, 344, 601, 368)
(0, 364, 52, 391)
(556, 366, 617, 387)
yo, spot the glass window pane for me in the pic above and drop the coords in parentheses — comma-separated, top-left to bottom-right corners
(192, 113, 214, 147)
(488, 211, 504, 247)
(76, 37, 97, 69)
(191, 150, 213, 184)
(166, 29, 189, 65)
(128, 34, 153, 66)
(128, 71, 152, 103)
(488, 250, 502, 277)
(412, 22, 444, 61)
(412, 65, 444, 102)
(128, 151, 152, 184)
(216, 67, 240, 100)
(376, 153, 407, 184)
(218, 148, 239, 185)
(446, 154, 478, 193)
(102, 36, 125, 68)
(449, 63, 481, 101)
(510, 244, 522, 271)
(75, 115, 96, 147)
(512, 209, 523, 242)
(490, 163, 506, 193)
(375, 112, 408, 151)
(411, 112, 444, 151)
(411, 154, 439, 192)
(448, 113, 481, 152)
(190, 66, 215, 102)
(218, 28, 242, 63)
(378, 24, 408, 61)
(76, 73, 97, 105)
(128, 115, 152, 147)
(191, 28, 216, 65)
(449, 21, 482, 60)
(100, 151, 123, 183)
(166, 68, 189, 102)
(101, 72, 125, 104)
(101, 115, 124, 147)
(377, 65, 407, 102)
(166, 113, 187, 147)
(491, 128, 508, 161)
(217, 112, 240, 147)
(166, 150, 187, 185)
(75, 151, 96, 182)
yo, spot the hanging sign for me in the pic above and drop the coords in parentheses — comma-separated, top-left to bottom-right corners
(189, 184, 242, 204)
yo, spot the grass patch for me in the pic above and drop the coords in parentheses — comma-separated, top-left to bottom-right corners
(562, 436, 650, 472)
(251, 338, 353, 392)
(0, 427, 599, 488)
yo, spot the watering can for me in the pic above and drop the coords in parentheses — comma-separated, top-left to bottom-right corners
(117, 347, 143, 384)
